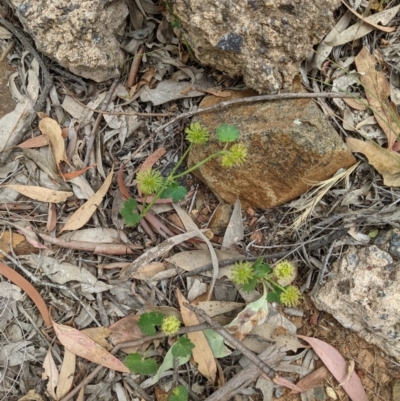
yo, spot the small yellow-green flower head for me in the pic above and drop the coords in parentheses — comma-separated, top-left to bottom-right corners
(161, 316, 181, 336)
(280, 286, 301, 307)
(136, 169, 163, 195)
(231, 261, 254, 286)
(274, 260, 295, 280)
(185, 122, 210, 145)
(221, 143, 247, 168)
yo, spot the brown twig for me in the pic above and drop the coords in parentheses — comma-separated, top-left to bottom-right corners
(59, 80, 172, 117)
(84, 78, 119, 167)
(183, 303, 277, 380)
(155, 91, 359, 132)
(180, 228, 347, 278)
(126, 45, 144, 89)
(0, 38, 15, 62)
(59, 322, 210, 401)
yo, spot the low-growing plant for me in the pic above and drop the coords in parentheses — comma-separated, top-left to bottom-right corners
(121, 122, 247, 226)
(232, 258, 302, 307)
(125, 312, 194, 401)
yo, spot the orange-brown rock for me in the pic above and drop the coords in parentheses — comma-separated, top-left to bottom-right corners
(188, 90, 356, 209)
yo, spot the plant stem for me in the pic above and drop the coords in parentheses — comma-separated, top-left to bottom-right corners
(140, 145, 193, 216)
(172, 150, 226, 179)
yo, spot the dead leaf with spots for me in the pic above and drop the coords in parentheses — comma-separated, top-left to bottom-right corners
(355, 47, 400, 150)
(52, 321, 130, 373)
(0, 185, 73, 203)
(347, 138, 400, 186)
(176, 289, 217, 384)
(39, 117, 70, 173)
(60, 166, 113, 232)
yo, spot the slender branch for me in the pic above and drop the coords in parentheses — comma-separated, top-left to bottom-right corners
(183, 303, 277, 380)
(156, 91, 358, 132)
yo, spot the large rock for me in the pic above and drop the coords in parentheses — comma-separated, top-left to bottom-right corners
(188, 90, 356, 209)
(312, 245, 400, 361)
(168, 0, 340, 93)
(7, 0, 128, 82)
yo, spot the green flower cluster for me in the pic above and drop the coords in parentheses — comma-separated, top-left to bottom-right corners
(161, 316, 181, 336)
(221, 144, 248, 168)
(231, 259, 302, 307)
(136, 169, 163, 195)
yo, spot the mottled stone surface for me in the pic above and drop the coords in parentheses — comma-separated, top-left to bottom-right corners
(168, 0, 340, 93)
(312, 245, 400, 361)
(188, 90, 356, 209)
(7, 0, 128, 82)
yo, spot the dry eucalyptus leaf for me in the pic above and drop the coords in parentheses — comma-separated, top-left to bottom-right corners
(355, 47, 400, 150)
(347, 138, 400, 186)
(0, 184, 73, 203)
(38, 117, 68, 173)
(61, 166, 114, 232)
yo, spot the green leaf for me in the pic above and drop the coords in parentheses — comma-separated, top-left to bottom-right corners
(241, 278, 258, 293)
(138, 312, 164, 336)
(216, 123, 240, 142)
(125, 353, 158, 375)
(171, 336, 194, 358)
(169, 386, 188, 401)
(267, 285, 285, 304)
(369, 229, 379, 238)
(120, 198, 140, 226)
(160, 182, 187, 202)
(254, 263, 272, 279)
(203, 329, 232, 358)
(152, 343, 191, 385)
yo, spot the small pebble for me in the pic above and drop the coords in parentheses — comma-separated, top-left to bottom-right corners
(284, 308, 304, 317)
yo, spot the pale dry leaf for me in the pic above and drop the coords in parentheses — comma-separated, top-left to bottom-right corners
(196, 301, 244, 318)
(42, 348, 59, 400)
(56, 348, 76, 399)
(176, 289, 217, 383)
(38, 117, 68, 172)
(173, 204, 219, 301)
(325, 4, 400, 47)
(61, 166, 114, 232)
(355, 47, 400, 149)
(132, 262, 166, 280)
(347, 138, 400, 186)
(0, 185, 73, 203)
(225, 296, 268, 341)
(53, 322, 130, 373)
(120, 229, 207, 279)
(24, 254, 112, 293)
(17, 389, 45, 401)
(222, 198, 243, 250)
(340, 0, 396, 33)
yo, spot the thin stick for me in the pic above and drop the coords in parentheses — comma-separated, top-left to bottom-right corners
(83, 78, 119, 167)
(183, 303, 277, 380)
(180, 228, 347, 278)
(156, 91, 358, 132)
(0, 39, 15, 62)
(126, 45, 144, 89)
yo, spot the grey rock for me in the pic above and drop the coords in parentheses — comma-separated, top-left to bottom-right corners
(7, 0, 128, 82)
(168, 0, 340, 93)
(312, 245, 400, 361)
